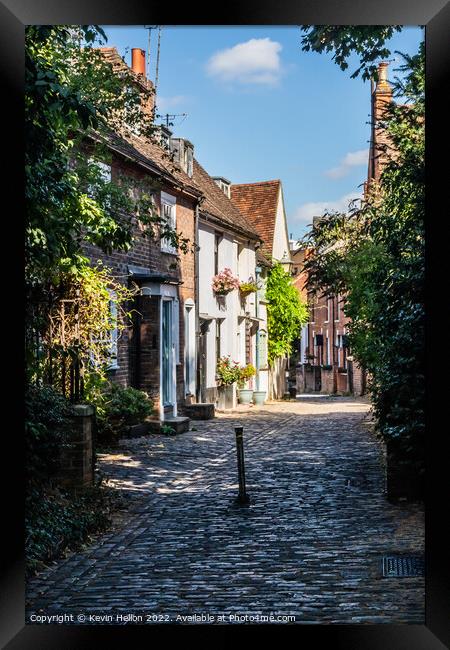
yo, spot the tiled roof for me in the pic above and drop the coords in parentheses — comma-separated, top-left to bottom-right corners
(90, 129, 202, 199)
(98, 47, 153, 93)
(256, 249, 272, 268)
(230, 180, 281, 255)
(193, 160, 261, 241)
(95, 47, 263, 240)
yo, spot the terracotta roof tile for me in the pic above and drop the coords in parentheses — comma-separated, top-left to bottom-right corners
(230, 180, 280, 256)
(193, 160, 261, 241)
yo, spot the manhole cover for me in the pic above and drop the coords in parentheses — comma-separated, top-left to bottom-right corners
(381, 555, 424, 577)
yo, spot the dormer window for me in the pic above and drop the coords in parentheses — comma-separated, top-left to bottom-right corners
(213, 177, 231, 199)
(170, 138, 194, 178)
(184, 144, 193, 178)
(157, 125, 172, 150)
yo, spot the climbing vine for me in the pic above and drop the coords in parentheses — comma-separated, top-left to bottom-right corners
(29, 262, 138, 395)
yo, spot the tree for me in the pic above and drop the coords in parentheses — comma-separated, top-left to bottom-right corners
(266, 262, 309, 365)
(300, 26, 404, 81)
(302, 41, 425, 479)
(25, 26, 186, 386)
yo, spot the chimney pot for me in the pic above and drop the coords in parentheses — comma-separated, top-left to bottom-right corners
(131, 48, 146, 77)
(378, 62, 389, 83)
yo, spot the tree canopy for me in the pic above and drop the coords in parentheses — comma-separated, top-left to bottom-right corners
(25, 26, 193, 386)
(300, 25, 404, 81)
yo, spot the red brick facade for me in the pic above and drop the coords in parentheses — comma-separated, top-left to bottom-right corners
(81, 132, 198, 415)
(76, 46, 204, 420)
(84, 157, 196, 406)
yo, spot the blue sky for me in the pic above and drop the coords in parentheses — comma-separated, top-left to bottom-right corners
(101, 26, 424, 239)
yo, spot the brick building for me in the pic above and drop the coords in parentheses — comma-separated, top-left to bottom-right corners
(82, 48, 202, 427)
(81, 46, 280, 422)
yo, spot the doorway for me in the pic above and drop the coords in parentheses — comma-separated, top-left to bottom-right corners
(161, 299, 174, 408)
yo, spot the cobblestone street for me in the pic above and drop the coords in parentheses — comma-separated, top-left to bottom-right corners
(26, 397, 424, 624)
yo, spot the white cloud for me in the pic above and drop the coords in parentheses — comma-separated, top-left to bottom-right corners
(155, 95, 189, 111)
(293, 192, 363, 226)
(206, 38, 283, 85)
(325, 149, 368, 179)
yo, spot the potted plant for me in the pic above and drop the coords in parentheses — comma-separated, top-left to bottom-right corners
(216, 356, 240, 409)
(237, 364, 256, 404)
(212, 268, 240, 296)
(253, 379, 267, 406)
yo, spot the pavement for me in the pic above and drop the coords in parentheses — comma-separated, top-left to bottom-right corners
(26, 397, 424, 625)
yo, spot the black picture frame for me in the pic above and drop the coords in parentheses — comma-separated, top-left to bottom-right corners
(2, 0, 448, 646)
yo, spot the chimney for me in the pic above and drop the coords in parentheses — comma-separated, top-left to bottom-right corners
(131, 48, 146, 77)
(368, 61, 393, 184)
(378, 62, 389, 85)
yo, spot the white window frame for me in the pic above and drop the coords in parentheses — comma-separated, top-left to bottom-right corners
(160, 191, 177, 254)
(172, 297, 180, 364)
(184, 299, 196, 395)
(324, 298, 330, 323)
(87, 158, 111, 206)
(258, 328, 268, 370)
(335, 294, 341, 322)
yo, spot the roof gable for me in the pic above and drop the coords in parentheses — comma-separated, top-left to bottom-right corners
(230, 180, 281, 255)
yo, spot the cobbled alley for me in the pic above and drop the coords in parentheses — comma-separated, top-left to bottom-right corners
(26, 397, 424, 625)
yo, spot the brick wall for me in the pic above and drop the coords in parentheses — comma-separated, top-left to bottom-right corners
(81, 148, 197, 411)
(351, 362, 366, 397)
(320, 368, 335, 394)
(56, 405, 94, 489)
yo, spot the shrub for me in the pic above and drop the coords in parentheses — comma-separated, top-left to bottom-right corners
(25, 384, 73, 485)
(90, 382, 154, 444)
(26, 479, 121, 576)
(25, 385, 123, 575)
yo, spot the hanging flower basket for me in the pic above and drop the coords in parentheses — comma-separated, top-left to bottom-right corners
(212, 268, 240, 295)
(239, 277, 258, 298)
(239, 283, 258, 298)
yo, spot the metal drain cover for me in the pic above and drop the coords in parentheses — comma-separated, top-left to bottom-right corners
(381, 555, 424, 577)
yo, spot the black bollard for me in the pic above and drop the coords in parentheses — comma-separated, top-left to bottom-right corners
(234, 426, 250, 504)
